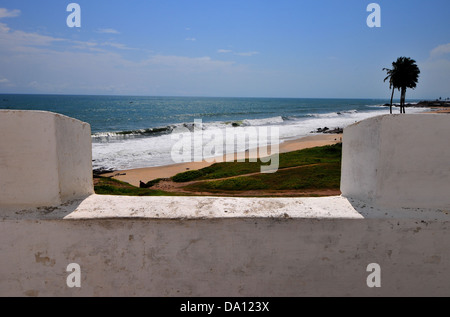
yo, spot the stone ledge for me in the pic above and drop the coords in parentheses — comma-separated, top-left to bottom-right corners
(1, 194, 449, 221)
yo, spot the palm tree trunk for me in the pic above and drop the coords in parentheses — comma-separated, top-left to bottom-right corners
(390, 87, 394, 114)
(401, 89, 404, 114)
(401, 88, 406, 114)
(400, 88, 403, 113)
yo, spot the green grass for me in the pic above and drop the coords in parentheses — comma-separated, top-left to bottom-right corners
(171, 162, 259, 182)
(172, 143, 342, 183)
(141, 178, 163, 188)
(94, 177, 177, 196)
(183, 162, 341, 192)
(94, 143, 343, 196)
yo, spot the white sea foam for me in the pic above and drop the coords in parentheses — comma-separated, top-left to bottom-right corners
(242, 116, 285, 126)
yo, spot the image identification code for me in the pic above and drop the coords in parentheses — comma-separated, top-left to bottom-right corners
(180, 301, 270, 314)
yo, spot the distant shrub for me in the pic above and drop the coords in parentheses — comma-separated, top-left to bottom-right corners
(172, 170, 205, 182)
(141, 178, 163, 188)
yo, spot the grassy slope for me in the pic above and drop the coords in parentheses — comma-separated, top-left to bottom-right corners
(172, 143, 342, 182)
(183, 163, 341, 192)
(94, 177, 178, 196)
(95, 143, 342, 196)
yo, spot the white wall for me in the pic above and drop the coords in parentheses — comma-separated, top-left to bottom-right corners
(2, 216, 450, 297)
(0, 111, 93, 209)
(341, 114, 450, 209)
(54, 114, 94, 203)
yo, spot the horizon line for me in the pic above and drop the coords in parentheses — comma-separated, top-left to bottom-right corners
(0, 92, 439, 101)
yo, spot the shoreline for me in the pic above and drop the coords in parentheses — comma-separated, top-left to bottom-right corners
(424, 108, 450, 114)
(102, 134, 343, 187)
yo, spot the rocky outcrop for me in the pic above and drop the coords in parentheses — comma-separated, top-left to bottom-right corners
(312, 127, 343, 134)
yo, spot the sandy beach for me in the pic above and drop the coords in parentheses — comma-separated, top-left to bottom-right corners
(425, 108, 450, 114)
(103, 134, 343, 187)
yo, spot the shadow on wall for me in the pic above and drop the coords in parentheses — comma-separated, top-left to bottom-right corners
(0, 199, 87, 220)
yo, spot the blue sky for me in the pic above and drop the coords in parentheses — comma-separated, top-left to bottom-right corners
(0, 0, 449, 98)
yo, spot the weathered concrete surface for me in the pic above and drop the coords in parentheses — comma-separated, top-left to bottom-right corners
(341, 114, 450, 209)
(1, 195, 449, 221)
(1, 195, 450, 297)
(1, 215, 450, 297)
(0, 111, 93, 208)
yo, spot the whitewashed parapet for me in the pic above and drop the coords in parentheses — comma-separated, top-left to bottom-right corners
(341, 114, 450, 209)
(0, 110, 93, 208)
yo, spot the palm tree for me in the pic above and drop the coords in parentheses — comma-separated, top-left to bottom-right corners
(383, 67, 396, 114)
(387, 57, 420, 114)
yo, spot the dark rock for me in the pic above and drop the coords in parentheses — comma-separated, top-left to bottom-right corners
(416, 100, 450, 108)
(316, 127, 329, 133)
(93, 168, 115, 177)
(140, 181, 148, 188)
(324, 127, 343, 134)
(312, 127, 343, 134)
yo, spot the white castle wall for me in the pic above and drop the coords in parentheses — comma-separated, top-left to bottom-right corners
(1, 110, 450, 297)
(341, 114, 450, 209)
(0, 111, 93, 208)
(2, 215, 450, 297)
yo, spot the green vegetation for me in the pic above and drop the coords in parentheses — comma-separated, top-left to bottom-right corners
(172, 143, 342, 183)
(172, 169, 206, 182)
(140, 178, 163, 188)
(172, 163, 259, 182)
(94, 177, 176, 196)
(95, 143, 343, 196)
(184, 163, 341, 192)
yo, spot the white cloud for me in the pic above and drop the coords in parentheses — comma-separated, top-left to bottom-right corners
(0, 77, 14, 87)
(234, 51, 260, 57)
(417, 58, 450, 96)
(185, 37, 196, 41)
(101, 42, 134, 50)
(0, 22, 9, 33)
(144, 55, 235, 72)
(73, 40, 98, 47)
(0, 28, 65, 52)
(414, 43, 450, 97)
(218, 49, 260, 57)
(0, 8, 20, 19)
(0, 17, 251, 95)
(0, 22, 132, 54)
(0, 19, 65, 50)
(430, 43, 450, 59)
(96, 28, 121, 35)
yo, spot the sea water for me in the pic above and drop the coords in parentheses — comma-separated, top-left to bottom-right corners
(0, 95, 429, 170)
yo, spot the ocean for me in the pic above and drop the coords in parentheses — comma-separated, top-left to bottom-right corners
(0, 94, 429, 171)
